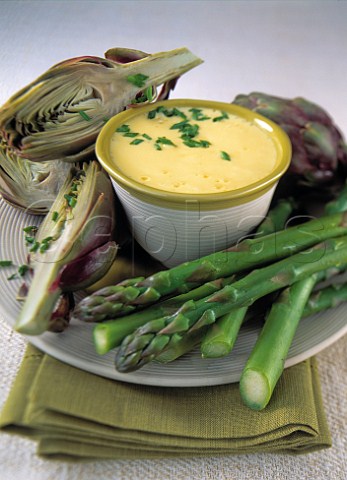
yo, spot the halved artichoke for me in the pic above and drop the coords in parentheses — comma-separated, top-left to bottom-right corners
(14, 161, 117, 335)
(0, 47, 202, 163)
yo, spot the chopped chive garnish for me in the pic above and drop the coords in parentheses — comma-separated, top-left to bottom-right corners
(79, 111, 91, 121)
(154, 143, 162, 151)
(38, 237, 53, 253)
(18, 264, 29, 276)
(156, 137, 176, 147)
(170, 119, 189, 130)
(41, 236, 54, 244)
(0, 260, 13, 267)
(126, 73, 149, 88)
(124, 132, 139, 138)
(148, 110, 157, 119)
(182, 137, 211, 148)
(130, 139, 144, 145)
(189, 108, 210, 121)
(213, 111, 229, 122)
(145, 86, 154, 102)
(181, 123, 199, 138)
(7, 263, 30, 280)
(103, 117, 109, 123)
(25, 236, 36, 245)
(182, 138, 204, 148)
(30, 242, 40, 253)
(221, 151, 231, 161)
(172, 108, 187, 119)
(23, 226, 38, 234)
(116, 124, 131, 133)
(142, 133, 152, 140)
(64, 194, 77, 207)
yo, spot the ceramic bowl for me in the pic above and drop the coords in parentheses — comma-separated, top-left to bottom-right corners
(96, 99, 291, 267)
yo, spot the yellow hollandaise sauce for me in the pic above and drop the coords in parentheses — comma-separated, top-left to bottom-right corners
(110, 105, 278, 194)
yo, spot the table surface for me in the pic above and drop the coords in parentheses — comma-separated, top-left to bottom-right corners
(0, 1, 346, 479)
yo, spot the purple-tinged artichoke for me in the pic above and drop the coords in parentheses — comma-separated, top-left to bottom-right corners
(232, 92, 347, 192)
(0, 47, 202, 164)
(14, 161, 117, 335)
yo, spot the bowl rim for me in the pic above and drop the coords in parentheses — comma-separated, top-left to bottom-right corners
(96, 98, 292, 206)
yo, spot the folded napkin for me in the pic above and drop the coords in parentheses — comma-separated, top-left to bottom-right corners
(0, 344, 331, 461)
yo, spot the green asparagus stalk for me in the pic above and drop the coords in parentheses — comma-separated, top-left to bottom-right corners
(93, 276, 235, 355)
(255, 197, 296, 236)
(303, 282, 347, 316)
(201, 198, 296, 359)
(115, 235, 347, 372)
(75, 210, 347, 321)
(239, 274, 319, 410)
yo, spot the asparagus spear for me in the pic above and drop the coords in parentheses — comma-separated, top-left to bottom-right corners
(75, 210, 347, 321)
(93, 276, 235, 355)
(303, 282, 347, 316)
(115, 235, 347, 372)
(201, 198, 295, 358)
(239, 274, 323, 410)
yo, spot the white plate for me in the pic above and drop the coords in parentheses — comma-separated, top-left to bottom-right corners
(1, 197, 347, 387)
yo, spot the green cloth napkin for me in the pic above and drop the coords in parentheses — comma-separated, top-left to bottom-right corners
(0, 344, 331, 461)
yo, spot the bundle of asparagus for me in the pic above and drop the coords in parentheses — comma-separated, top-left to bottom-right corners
(72, 184, 347, 410)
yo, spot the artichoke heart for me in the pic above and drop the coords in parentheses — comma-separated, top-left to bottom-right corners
(15, 161, 117, 335)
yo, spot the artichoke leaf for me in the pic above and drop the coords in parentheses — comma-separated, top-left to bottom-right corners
(0, 141, 72, 214)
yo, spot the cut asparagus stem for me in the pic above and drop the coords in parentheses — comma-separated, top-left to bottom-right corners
(75, 210, 347, 321)
(201, 198, 295, 359)
(239, 274, 319, 410)
(200, 307, 248, 358)
(115, 235, 347, 372)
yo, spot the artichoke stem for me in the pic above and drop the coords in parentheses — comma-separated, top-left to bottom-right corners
(14, 262, 62, 335)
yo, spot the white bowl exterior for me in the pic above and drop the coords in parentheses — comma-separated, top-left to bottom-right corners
(111, 179, 277, 267)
